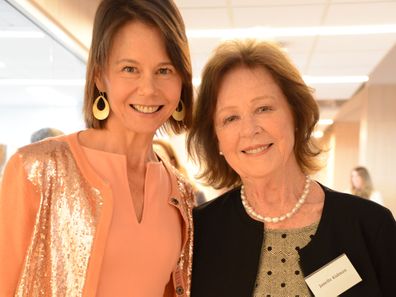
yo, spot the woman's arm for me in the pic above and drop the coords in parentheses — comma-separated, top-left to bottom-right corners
(371, 208, 396, 296)
(0, 153, 39, 295)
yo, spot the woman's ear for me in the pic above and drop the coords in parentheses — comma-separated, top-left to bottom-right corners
(94, 67, 105, 91)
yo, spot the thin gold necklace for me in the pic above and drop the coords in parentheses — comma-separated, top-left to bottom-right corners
(240, 176, 311, 223)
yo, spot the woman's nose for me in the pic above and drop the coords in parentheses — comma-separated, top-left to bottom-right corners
(137, 74, 156, 96)
(240, 116, 263, 137)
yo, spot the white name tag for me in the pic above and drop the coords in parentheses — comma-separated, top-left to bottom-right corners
(305, 253, 362, 296)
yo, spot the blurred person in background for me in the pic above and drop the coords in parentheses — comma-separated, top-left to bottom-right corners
(0, 0, 194, 296)
(154, 138, 188, 175)
(0, 144, 6, 185)
(188, 39, 396, 297)
(30, 127, 64, 143)
(350, 166, 383, 205)
(154, 138, 206, 206)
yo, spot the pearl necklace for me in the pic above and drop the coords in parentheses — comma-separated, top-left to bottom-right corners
(240, 176, 311, 223)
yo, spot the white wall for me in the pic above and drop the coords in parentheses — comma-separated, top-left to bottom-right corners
(0, 104, 85, 161)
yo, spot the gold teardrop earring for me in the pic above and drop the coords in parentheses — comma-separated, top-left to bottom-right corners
(172, 100, 185, 121)
(92, 92, 110, 120)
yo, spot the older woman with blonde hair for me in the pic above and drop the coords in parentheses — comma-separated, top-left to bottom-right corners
(188, 39, 396, 297)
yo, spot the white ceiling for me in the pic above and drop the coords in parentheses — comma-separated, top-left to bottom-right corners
(176, 0, 396, 102)
(0, 0, 86, 108)
(1, 0, 396, 122)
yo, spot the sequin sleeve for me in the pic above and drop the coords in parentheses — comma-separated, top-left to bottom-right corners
(0, 152, 40, 296)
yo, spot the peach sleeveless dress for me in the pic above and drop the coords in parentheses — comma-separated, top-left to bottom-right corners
(83, 147, 182, 296)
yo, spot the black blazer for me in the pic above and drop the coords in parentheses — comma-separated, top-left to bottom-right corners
(191, 185, 396, 297)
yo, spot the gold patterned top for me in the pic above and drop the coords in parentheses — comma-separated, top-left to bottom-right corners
(253, 222, 319, 297)
(0, 133, 195, 297)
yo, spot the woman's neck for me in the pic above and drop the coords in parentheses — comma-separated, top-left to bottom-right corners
(241, 160, 305, 204)
(79, 128, 159, 168)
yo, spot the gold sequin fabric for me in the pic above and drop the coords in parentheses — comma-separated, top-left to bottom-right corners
(253, 222, 319, 297)
(15, 140, 103, 297)
(167, 163, 195, 297)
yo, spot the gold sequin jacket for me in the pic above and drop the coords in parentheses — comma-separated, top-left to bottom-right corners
(0, 133, 194, 297)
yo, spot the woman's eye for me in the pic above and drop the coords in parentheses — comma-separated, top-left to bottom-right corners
(122, 66, 137, 73)
(257, 106, 271, 113)
(223, 115, 238, 125)
(158, 67, 172, 75)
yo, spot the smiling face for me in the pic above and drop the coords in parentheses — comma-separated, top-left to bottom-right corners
(96, 21, 182, 135)
(214, 66, 297, 180)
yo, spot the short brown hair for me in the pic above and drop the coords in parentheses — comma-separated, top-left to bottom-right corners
(83, 0, 193, 134)
(187, 39, 322, 189)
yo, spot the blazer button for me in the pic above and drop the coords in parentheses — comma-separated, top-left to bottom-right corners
(171, 198, 179, 206)
(176, 286, 184, 295)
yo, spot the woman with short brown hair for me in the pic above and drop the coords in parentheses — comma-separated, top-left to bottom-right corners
(188, 40, 320, 190)
(188, 39, 396, 297)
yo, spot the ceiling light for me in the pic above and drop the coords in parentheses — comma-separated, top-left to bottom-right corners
(303, 76, 369, 84)
(0, 30, 45, 38)
(187, 24, 396, 39)
(188, 27, 273, 39)
(318, 119, 334, 125)
(268, 24, 396, 37)
(0, 79, 85, 86)
(193, 76, 368, 86)
(313, 131, 324, 138)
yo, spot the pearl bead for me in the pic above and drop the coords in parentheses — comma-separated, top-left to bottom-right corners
(241, 176, 311, 224)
